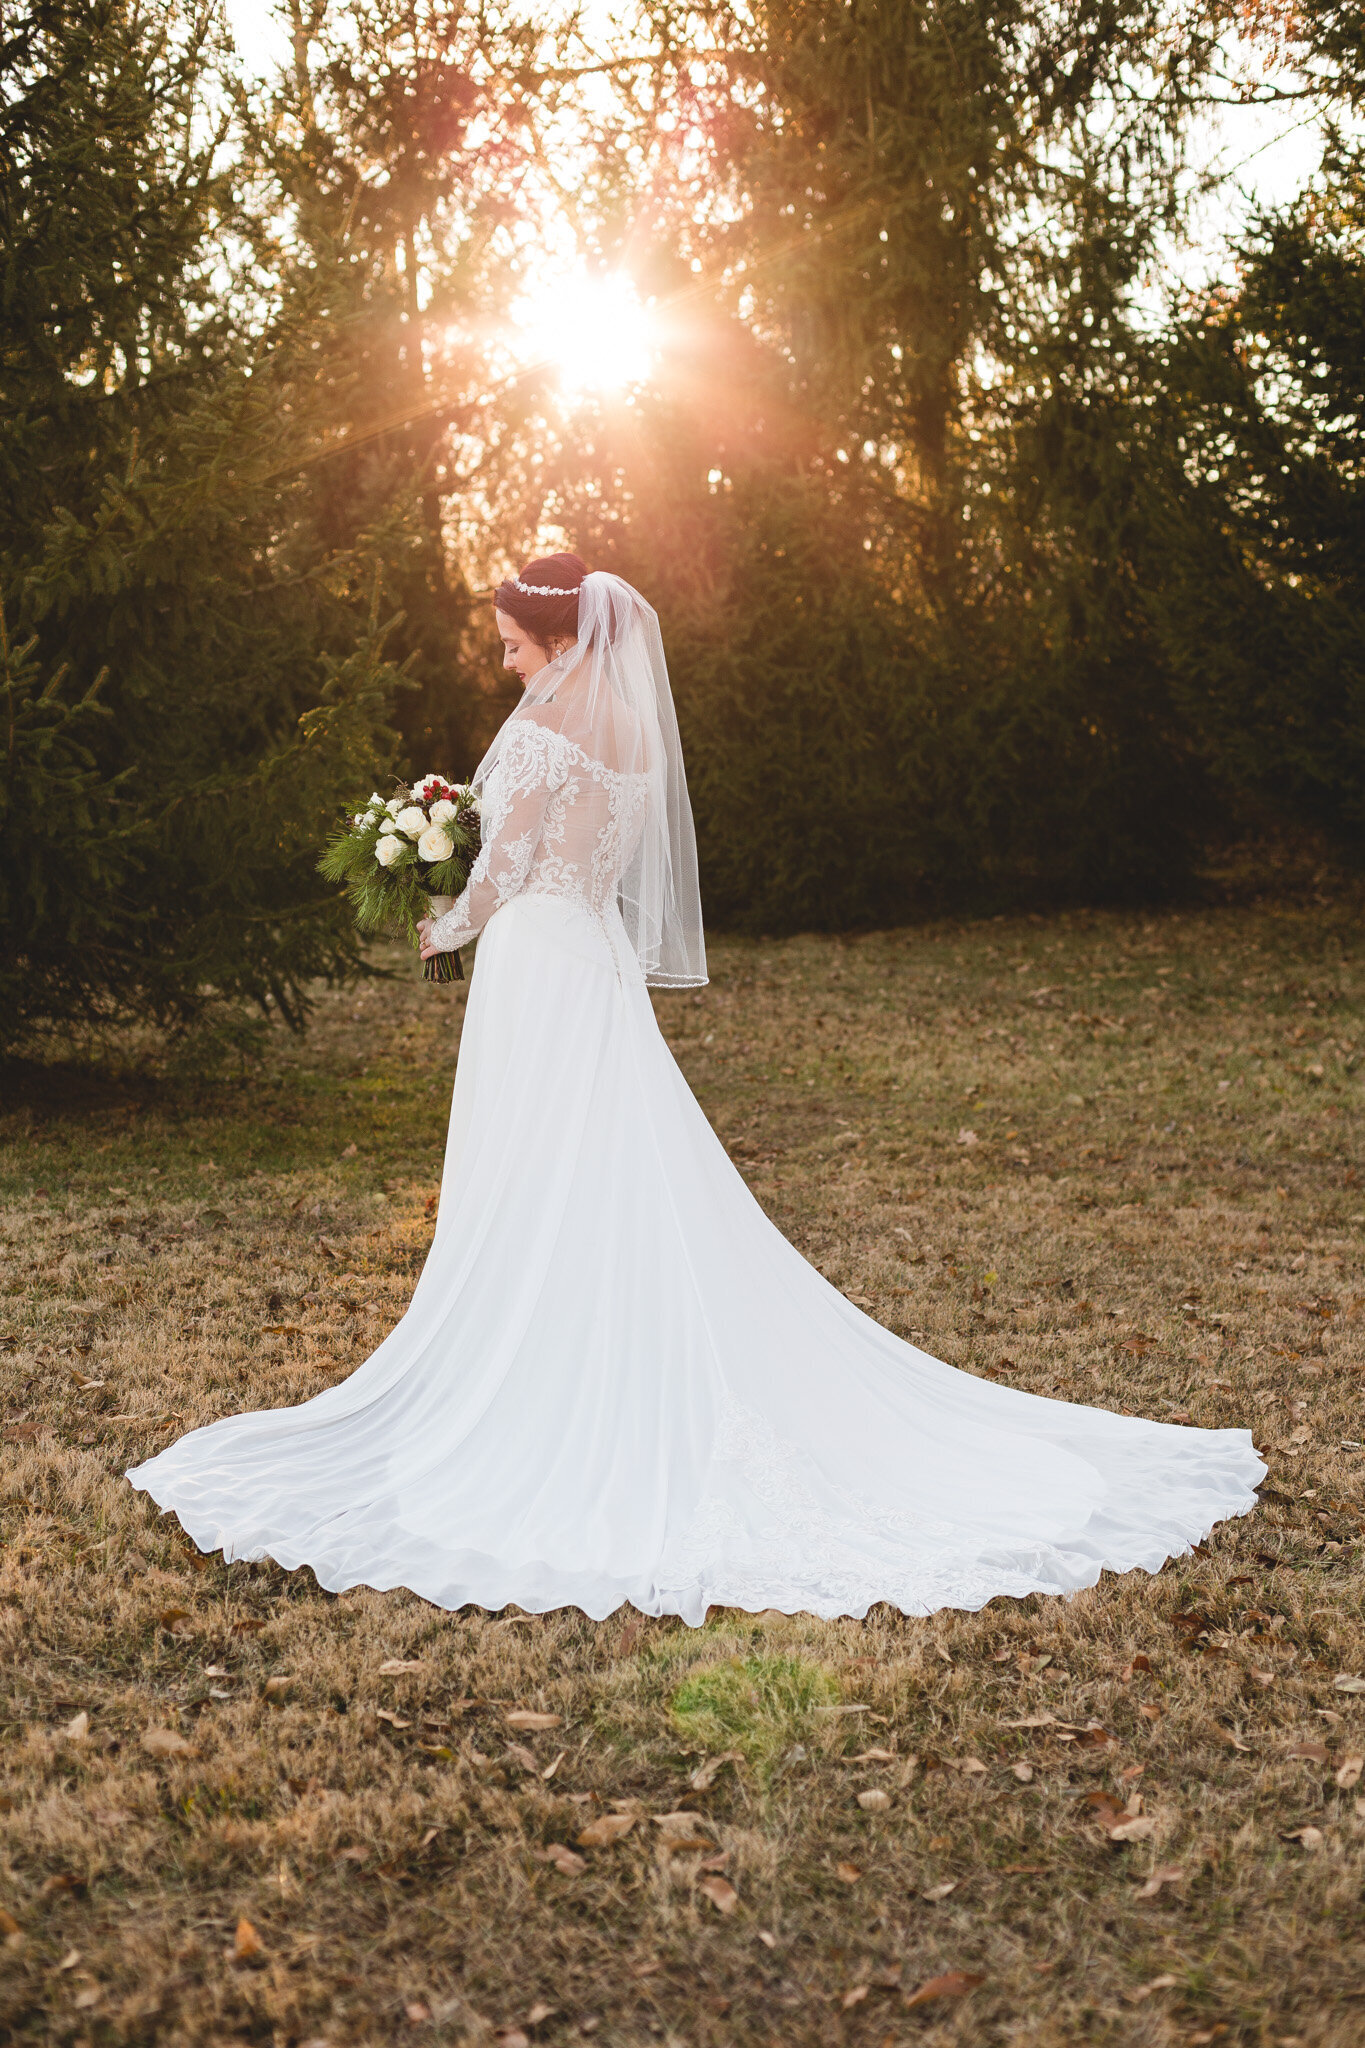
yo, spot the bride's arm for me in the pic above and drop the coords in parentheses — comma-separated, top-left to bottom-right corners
(418, 722, 560, 957)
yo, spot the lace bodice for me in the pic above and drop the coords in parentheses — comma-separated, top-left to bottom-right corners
(426, 717, 648, 957)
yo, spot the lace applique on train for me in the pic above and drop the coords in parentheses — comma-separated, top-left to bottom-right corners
(427, 720, 647, 955)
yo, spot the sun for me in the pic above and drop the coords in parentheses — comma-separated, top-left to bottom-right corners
(515, 271, 655, 396)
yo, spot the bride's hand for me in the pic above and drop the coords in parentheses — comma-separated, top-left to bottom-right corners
(417, 917, 443, 961)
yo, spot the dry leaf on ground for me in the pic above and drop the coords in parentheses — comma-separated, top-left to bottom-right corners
(506, 1710, 563, 1731)
(688, 1748, 743, 1791)
(857, 1788, 891, 1811)
(141, 1726, 192, 1758)
(577, 1813, 636, 1849)
(1335, 1753, 1363, 1789)
(835, 1861, 862, 1884)
(379, 1659, 425, 1675)
(226, 1917, 264, 1964)
(536, 1845, 585, 1877)
(1136, 1866, 1185, 1898)
(698, 1874, 737, 1914)
(903, 1970, 985, 2009)
(1124, 1972, 1180, 2002)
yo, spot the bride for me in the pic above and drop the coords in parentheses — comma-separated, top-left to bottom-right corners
(129, 557, 1264, 1622)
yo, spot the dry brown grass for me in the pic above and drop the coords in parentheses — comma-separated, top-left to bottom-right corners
(1, 897, 1363, 2048)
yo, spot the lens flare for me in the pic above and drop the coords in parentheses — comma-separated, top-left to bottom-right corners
(516, 271, 654, 395)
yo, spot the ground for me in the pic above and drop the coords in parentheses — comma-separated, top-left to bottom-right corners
(0, 897, 1362, 2048)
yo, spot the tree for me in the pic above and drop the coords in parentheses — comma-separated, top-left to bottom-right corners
(0, 0, 407, 1047)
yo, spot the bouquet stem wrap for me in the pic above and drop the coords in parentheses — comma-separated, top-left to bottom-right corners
(423, 896, 464, 983)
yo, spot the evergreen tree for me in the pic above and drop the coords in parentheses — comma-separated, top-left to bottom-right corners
(0, 0, 406, 1047)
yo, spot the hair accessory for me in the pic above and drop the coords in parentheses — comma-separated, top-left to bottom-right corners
(512, 576, 579, 597)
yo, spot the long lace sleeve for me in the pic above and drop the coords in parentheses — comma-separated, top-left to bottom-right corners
(425, 721, 565, 954)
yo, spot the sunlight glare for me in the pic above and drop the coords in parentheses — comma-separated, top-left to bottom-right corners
(516, 272, 655, 396)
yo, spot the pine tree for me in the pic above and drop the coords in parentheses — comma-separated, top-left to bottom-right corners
(0, 0, 408, 1047)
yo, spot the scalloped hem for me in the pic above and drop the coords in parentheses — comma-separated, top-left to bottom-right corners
(127, 1456, 1265, 1629)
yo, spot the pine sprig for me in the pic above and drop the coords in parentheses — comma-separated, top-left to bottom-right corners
(319, 778, 480, 948)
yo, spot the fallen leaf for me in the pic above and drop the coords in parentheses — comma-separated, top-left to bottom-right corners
(57, 1946, 81, 1971)
(848, 1747, 896, 1764)
(0, 1909, 20, 1939)
(857, 1788, 891, 1812)
(536, 1844, 585, 1877)
(689, 1748, 743, 1791)
(1124, 1971, 1180, 2002)
(63, 1711, 89, 1742)
(227, 1917, 264, 1964)
(263, 1675, 292, 1705)
(405, 2001, 432, 2024)
(1011, 1761, 1034, 1782)
(698, 1873, 738, 1914)
(922, 1880, 958, 1902)
(506, 1710, 563, 1731)
(1136, 1866, 1185, 1899)
(577, 1813, 637, 1849)
(952, 1755, 989, 1773)
(1108, 1815, 1156, 1843)
(505, 1742, 540, 1771)
(376, 1709, 410, 1729)
(903, 1970, 985, 2010)
(141, 1726, 192, 1759)
(1139, 1702, 1163, 1721)
(1084, 1790, 1127, 1828)
(841, 1985, 869, 2009)
(835, 1861, 862, 1884)
(419, 1827, 441, 1849)
(1335, 1753, 1363, 1789)
(541, 1750, 566, 1781)
(40, 1874, 81, 1898)
(231, 1617, 266, 1635)
(999, 1863, 1047, 1874)
(378, 1659, 425, 1675)
(1002, 1714, 1058, 1729)
(1332, 1674, 1365, 1694)
(495, 2032, 528, 2048)
(1284, 1740, 1330, 1764)
(1281, 1825, 1324, 1849)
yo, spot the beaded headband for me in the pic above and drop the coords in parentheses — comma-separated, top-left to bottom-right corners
(510, 575, 581, 597)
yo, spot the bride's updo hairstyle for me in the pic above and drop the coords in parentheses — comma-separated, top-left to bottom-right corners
(493, 552, 587, 648)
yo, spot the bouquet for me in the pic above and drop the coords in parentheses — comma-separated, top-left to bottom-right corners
(319, 775, 482, 983)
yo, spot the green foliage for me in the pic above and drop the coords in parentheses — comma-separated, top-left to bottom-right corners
(0, 1, 443, 1047)
(670, 1654, 839, 1779)
(318, 784, 479, 944)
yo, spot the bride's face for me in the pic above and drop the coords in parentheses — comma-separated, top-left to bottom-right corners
(495, 609, 574, 683)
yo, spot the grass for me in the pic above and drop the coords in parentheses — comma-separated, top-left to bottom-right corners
(0, 893, 1362, 2048)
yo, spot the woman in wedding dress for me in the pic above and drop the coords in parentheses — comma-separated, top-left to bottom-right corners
(129, 557, 1264, 1622)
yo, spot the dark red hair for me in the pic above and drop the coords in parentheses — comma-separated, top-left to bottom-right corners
(493, 552, 587, 648)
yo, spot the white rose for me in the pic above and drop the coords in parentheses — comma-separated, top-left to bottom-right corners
(393, 803, 428, 838)
(429, 798, 457, 825)
(385, 797, 403, 815)
(418, 824, 454, 863)
(375, 834, 405, 868)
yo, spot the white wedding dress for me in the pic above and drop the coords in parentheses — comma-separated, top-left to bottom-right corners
(129, 579, 1265, 1623)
